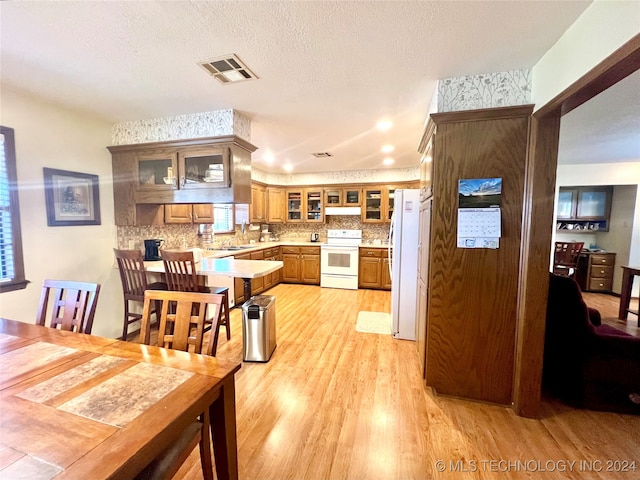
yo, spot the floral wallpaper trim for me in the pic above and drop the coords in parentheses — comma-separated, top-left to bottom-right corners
(437, 69, 531, 112)
(252, 166, 419, 186)
(111, 109, 251, 145)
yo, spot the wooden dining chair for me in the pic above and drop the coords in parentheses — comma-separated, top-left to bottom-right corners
(160, 250, 231, 354)
(553, 241, 584, 278)
(114, 248, 168, 340)
(137, 289, 224, 480)
(36, 279, 101, 334)
(140, 289, 224, 355)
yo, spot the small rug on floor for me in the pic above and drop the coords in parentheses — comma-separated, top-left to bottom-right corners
(356, 311, 391, 335)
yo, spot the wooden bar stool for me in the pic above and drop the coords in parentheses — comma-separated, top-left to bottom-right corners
(114, 248, 168, 340)
(209, 286, 230, 356)
(161, 250, 231, 356)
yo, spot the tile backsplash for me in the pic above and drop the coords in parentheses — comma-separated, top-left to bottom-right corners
(116, 216, 390, 251)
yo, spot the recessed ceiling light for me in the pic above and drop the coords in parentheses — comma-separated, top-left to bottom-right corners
(263, 153, 274, 164)
(383, 158, 394, 165)
(377, 120, 393, 131)
(283, 164, 293, 172)
(381, 145, 395, 153)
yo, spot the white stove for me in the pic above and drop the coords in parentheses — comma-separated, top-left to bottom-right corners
(320, 229, 362, 290)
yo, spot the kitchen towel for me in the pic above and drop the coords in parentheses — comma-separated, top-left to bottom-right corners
(356, 311, 391, 335)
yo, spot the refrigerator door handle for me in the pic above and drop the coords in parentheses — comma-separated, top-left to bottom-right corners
(388, 210, 395, 276)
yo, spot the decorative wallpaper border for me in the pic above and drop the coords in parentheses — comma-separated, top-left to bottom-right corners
(437, 69, 531, 112)
(111, 109, 251, 145)
(252, 166, 419, 186)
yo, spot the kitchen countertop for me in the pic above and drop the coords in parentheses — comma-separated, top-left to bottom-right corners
(141, 240, 391, 268)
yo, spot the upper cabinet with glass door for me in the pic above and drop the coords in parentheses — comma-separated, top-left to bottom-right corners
(178, 147, 229, 190)
(136, 152, 177, 192)
(324, 187, 361, 207)
(363, 187, 384, 223)
(135, 146, 229, 192)
(286, 189, 303, 222)
(556, 186, 613, 232)
(306, 189, 324, 223)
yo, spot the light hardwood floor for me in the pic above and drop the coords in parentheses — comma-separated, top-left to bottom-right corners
(167, 284, 639, 480)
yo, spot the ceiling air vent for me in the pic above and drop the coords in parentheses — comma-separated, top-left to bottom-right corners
(311, 152, 334, 158)
(198, 54, 258, 84)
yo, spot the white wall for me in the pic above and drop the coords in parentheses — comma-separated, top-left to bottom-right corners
(532, 0, 640, 109)
(555, 162, 640, 295)
(0, 86, 123, 338)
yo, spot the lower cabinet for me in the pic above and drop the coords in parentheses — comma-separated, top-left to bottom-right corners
(281, 246, 320, 284)
(233, 247, 282, 306)
(358, 248, 391, 290)
(576, 252, 616, 292)
(233, 252, 251, 306)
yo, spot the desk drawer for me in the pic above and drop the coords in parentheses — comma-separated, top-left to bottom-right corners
(589, 278, 612, 292)
(590, 265, 612, 278)
(589, 254, 615, 266)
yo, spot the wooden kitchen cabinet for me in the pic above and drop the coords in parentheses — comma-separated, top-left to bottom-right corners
(262, 247, 281, 289)
(324, 187, 362, 207)
(362, 187, 385, 223)
(381, 257, 391, 289)
(250, 183, 267, 223)
(250, 250, 265, 294)
(108, 136, 255, 226)
(576, 252, 616, 292)
(281, 246, 320, 284)
(233, 252, 251, 305)
(267, 187, 286, 223)
(418, 122, 435, 202)
(301, 252, 320, 284)
(358, 248, 390, 290)
(556, 186, 613, 232)
(305, 189, 324, 223)
(135, 145, 229, 193)
(286, 189, 304, 223)
(164, 204, 214, 224)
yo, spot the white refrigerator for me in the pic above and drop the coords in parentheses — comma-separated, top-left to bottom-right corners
(388, 189, 420, 340)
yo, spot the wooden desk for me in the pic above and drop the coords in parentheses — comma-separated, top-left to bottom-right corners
(619, 266, 640, 324)
(147, 257, 283, 303)
(0, 319, 241, 479)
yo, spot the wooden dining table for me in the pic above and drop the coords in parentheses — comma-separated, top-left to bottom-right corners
(0, 318, 241, 479)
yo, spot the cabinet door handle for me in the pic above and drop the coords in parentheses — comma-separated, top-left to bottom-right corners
(171, 177, 178, 189)
(180, 176, 186, 188)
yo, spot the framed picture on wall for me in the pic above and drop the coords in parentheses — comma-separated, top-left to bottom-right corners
(43, 167, 101, 226)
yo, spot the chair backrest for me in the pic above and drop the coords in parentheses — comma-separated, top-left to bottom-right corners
(140, 290, 224, 354)
(36, 279, 101, 334)
(113, 248, 150, 300)
(553, 241, 584, 276)
(161, 250, 201, 292)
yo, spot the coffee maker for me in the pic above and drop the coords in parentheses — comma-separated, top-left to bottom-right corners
(144, 239, 163, 261)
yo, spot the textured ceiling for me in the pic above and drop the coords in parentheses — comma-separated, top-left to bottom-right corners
(558, 69, 640, 165)
(0, 1, 599, 173)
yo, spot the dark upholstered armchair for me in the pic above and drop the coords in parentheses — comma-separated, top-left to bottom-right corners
(543, 273, 640, 414)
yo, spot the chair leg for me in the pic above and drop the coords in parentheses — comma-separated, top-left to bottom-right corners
(122, 301, 130, 341)
(221, 290, 230, 341)
(210, 317, 222, 357)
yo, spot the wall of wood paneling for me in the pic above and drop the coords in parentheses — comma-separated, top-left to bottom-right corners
(426, 106, 532, 405)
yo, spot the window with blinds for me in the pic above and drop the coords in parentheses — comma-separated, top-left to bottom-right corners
(0, 126, 27, 292)
(213, 204, 234, 233)
(0, 133, 14, 281)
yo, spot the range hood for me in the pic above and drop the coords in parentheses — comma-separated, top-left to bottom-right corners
(325, 206, 362, 216)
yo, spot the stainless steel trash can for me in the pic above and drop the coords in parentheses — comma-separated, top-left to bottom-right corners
(242, 295, 276, 362)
